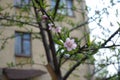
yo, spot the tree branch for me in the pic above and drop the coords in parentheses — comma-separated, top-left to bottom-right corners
(33, 1, 62, 79)
(70, 20, 89, 32)
(52, 0, 60, 20)
(69, 10, 106, 32)
(0, 17, 38, 27)
(101, 27, 120, 47)
(32, 0, 52, 64)
(63, 42, 120, 80)
(63, 51, 95, 80)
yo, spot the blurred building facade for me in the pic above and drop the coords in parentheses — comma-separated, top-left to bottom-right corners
(0, 0, 94, 80)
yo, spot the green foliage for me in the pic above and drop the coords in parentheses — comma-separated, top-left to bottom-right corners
(7, 62, 15, 68)
(19, 5, 30, 12)
(32, 0, 40, 9)
(0, 5, 3, 12)
(55, 14, 65, 22)
(71, 53, 84, 60)
(84, 73, 92, 80)
(66, 19, 76, 27)
(77, 0, 82, 3)
(98, 69, 108, 78)
(72, 5, 76, 11)
(88, 55, 96, 64)
(53, 39, 63, 46)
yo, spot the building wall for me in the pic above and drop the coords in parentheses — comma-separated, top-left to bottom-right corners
(0, 0, 94, 80)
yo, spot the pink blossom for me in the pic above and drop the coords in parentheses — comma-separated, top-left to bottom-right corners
(42, 15, 48, 22)
(64, 38, 77, 51)
(48, 23, 53, 30)
(42, 15, 48, 19)
(55, 27, 61, 33)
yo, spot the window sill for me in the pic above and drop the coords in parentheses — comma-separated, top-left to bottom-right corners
(15, 54, 31, 58)
(56, 12, 75, 18)
(67, 14, 75, 18)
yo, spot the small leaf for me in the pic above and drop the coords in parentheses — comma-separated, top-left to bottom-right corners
(53, 39, 63, 45)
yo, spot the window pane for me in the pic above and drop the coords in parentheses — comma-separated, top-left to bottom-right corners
(15, 32, 31, 57)
(57, 0, 67, 15)
(15, 33, 22, 54)
(67, 0, 73, 16)
(59, 0, 66, 8)
(67, 8, 73, 16)
(23, 33, 30, 39)
(51, 0, 56, 9)
(51, 0, 73, 16)
(14, 0, 21, 6)
(23, 33, 31, 55)
(21, 0, 30, 6)
(24, 0, 29, 4)
(14, 0, 30, 7)
(23, 40, 30, 55)
(57, 9, 67, 15)
(67, 0, 72, 8)
(61, 0, 66, 6)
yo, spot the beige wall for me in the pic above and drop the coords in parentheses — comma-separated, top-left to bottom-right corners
(0, 0, 94, 80)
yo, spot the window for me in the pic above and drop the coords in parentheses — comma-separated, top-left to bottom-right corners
(14, 0, 30, 8)
(15, 32, 31, 57)
(51, 0, 73, 16)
